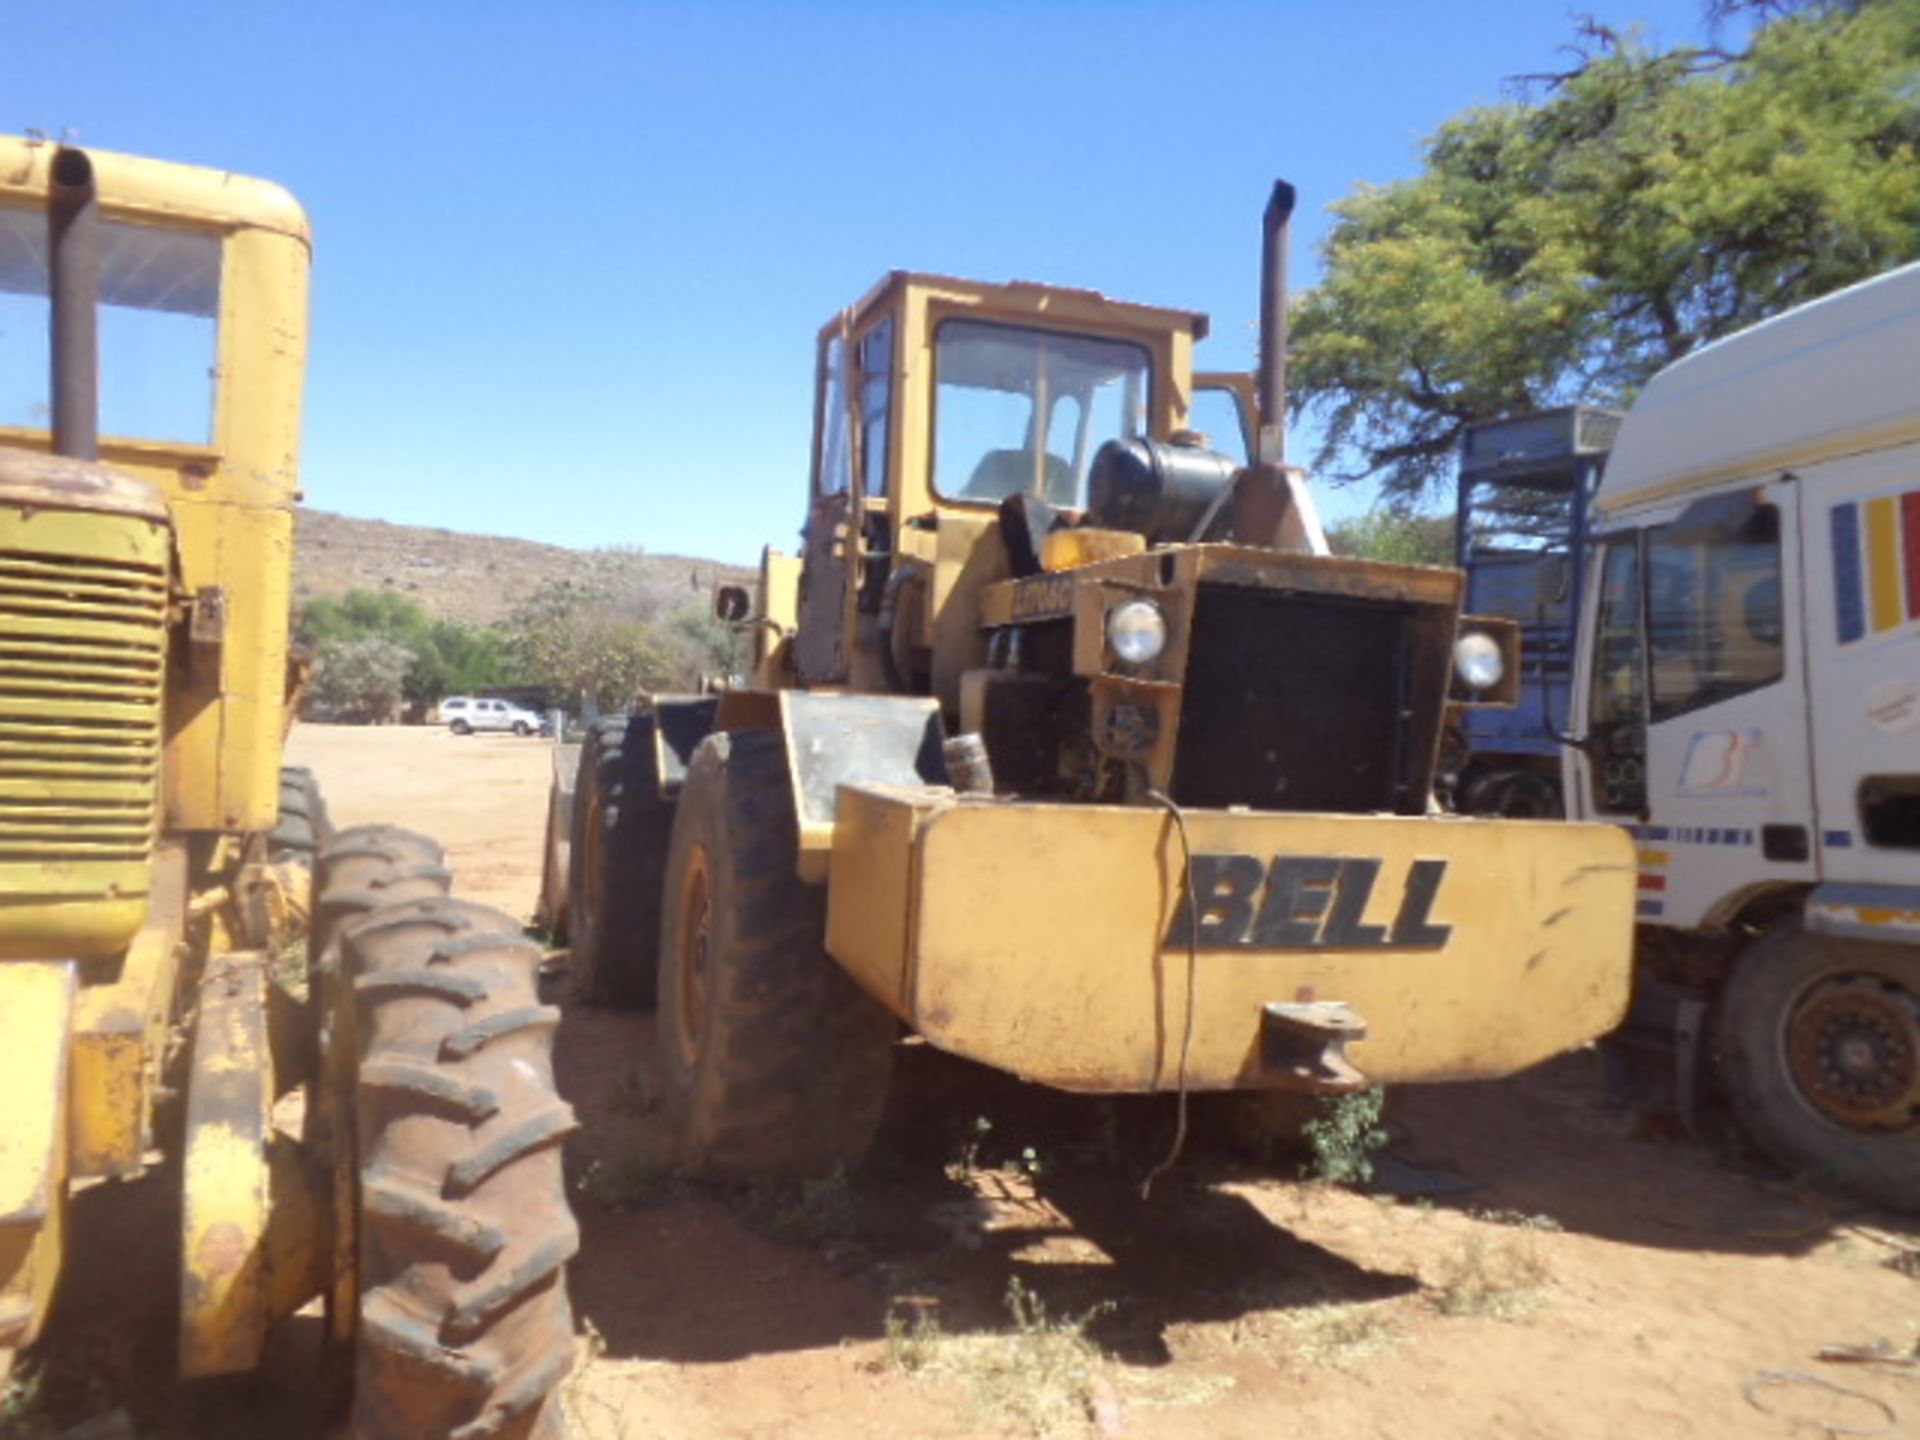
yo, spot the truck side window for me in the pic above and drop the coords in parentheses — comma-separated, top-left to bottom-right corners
(856, 319, 892, 498)
(816, 334, 851, 496)
(1644, 506, 1783, 721)
(1590, 538, 1647, 814)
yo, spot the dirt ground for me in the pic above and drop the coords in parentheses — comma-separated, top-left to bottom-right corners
(22, 724, 1920, 1440)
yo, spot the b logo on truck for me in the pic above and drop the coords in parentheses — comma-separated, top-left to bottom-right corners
(1167, 854, 1452, 950)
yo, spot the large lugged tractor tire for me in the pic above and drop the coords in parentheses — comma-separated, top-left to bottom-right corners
(1716, 922, 1920, 1212)
(271, 764, 335, 862)
(568, 714, 675, 1009)
(655, 729, 897, 1180)
(343, 895, 580, 1440)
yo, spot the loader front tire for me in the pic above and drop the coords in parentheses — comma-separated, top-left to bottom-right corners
(1717, 922, 1920, 1212)
(655, 729, 896, 1180)
(344, 895, 579, 1440)
(568, 714, 673, 1009)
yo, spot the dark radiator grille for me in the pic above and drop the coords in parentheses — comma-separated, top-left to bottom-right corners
(1172, 583, 1442, 815)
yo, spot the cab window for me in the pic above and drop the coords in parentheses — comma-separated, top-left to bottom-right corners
(1588, 537, 1647, 814)
(0, 202, 222, 444)
(856, 318, 892, 498)
(815, 333, 851, 496)
(1645, 506, 1783, 722)
(931, 318, 1150, 509)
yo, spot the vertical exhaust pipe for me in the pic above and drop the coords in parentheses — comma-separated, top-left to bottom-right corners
(1256, 180, 1295, 467)
(48, 145, 100, 462)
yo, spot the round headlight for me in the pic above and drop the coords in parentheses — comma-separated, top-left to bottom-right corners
(1453, 631, 1504, 691)
(1106, 600, 1168, 665)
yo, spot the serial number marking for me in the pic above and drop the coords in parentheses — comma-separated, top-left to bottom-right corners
(1166, 852, 1453, 951)
(1009, 576, 1075, 620)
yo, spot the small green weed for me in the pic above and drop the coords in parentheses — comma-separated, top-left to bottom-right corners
(1301, 1087, 1389, 1186)
(1289, 1301, 1405, 1370)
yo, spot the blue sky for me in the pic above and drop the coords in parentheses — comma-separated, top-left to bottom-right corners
(6, 0, 1720, 565)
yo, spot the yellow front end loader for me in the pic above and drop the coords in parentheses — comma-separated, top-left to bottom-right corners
(560, 182, 1640, 1181)
(0, 139, 577, 1439)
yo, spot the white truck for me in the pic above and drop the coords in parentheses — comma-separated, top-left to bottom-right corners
(1564, 259, 1920, 1208)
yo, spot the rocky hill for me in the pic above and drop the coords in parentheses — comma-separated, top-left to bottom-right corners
(293, 508, 751, 626)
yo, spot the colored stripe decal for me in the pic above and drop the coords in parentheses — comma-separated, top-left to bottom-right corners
(1636, 899, 1665, 919)
(1868, 496, 1903, 633)
(1638, 873, 1667, 892)
(1833, 503, 1865, 644)
(1825, 830, 1853, 849)
(1904, 492, 1920, 621)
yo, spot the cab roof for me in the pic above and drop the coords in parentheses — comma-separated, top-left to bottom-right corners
(1596, 260, 1920, 517)
(0, 134, 311, 247)
(837, 269, 1210, 341)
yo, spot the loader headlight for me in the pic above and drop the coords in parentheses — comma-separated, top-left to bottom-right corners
(1453, 631, 1504, 692)
(1106, 600, 1167, 665)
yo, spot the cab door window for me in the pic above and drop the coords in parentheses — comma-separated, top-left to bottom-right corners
(856, 318, 892, 498)
(1644, 506, 1783, 721)
(1589, 537, 1647, 814)
(815, 333, 851, 496)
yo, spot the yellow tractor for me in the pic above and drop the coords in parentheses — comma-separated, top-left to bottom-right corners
(559, 183, 1640, 1180)
(0, 139, 577, 1439)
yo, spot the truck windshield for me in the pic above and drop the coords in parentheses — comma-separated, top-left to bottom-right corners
(1461, 475, 1577, 556)
(931, 319, 1149, 509)
(0, 202, 221, 445)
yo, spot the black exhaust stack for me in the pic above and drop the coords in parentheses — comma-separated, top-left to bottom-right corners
(48, 146, 100, 462)
(1257, 180, 1295, 467)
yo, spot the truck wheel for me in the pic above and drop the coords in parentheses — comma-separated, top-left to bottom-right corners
(344, 896, 579, 1440)
(513, 721, 532, 737)
(567, 715, 672, 1009)
(451, 720, 472, 736)
(1716, 922, 1920, 1211)
(655, 730, 896, 1180)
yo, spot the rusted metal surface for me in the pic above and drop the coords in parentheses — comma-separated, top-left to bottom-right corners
(0, 447, 170, 520)
(1784, 975, 1920, 1129)
(48, 147, 99, 461)
(1261, 1000, 1369, 1093)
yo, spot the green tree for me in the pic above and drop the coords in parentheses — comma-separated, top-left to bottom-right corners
(309, 636, 416, 723)
(1291, 0, 1920, 501)
(506, 580, 678, 711)
(1327, 508, 1456, 566)
(294, 589, 515, 711)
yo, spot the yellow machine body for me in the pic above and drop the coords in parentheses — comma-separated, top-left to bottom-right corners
(704, 264, 1637, 1100)
(828, 787, 1633, 1091)
(0, 137, 317, 1381)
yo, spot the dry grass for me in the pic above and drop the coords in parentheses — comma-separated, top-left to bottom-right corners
(877, 1279, 1112, 1437)
(1429, 1229, 1551, 1320)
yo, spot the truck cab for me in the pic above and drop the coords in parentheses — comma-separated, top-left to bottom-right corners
(1565, 260, 1920, 1207)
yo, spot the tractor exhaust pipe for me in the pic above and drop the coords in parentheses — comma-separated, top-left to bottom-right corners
(48, 145, 100, 461)
(1256, 179, 1295, 467)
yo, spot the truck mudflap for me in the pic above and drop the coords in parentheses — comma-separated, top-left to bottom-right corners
(826, 786, 1636, 1093)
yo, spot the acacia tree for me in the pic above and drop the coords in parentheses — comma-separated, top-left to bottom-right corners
(1290, 0, 1920, 501)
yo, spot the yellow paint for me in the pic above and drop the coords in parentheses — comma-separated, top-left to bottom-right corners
(69, 846, 188, 1177)
(0, 135, 309, 837)
(1636, 848, 1669, 868)
(827, 788, 1635, 1092)
(0, 964, 74, 1356)
(1042, 528, 1146, 572)
(1866, 495, 1902, 633)
(0, 498, 170, 958)
(179, 955, 272, 1378)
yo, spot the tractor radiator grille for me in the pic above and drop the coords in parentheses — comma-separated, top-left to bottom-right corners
(1171, 582, 1451, 816)
(0, 547, 167, 863)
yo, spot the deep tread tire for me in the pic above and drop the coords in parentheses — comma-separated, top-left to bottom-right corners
(655, 729, 896, 1180)
(1717, 922, 1920, 1212)
(568, 714, 674, 1009)
(271, 765, 334, 862)
(344, 896, 579, 1440)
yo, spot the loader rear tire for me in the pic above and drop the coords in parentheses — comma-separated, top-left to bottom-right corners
(271, 765, 334, 861)
(344, 896, 580, 1440)
(655, 729, 896, 1180)
(568, 714, 673, 1009)
(1716, 922, 1920, 1213)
